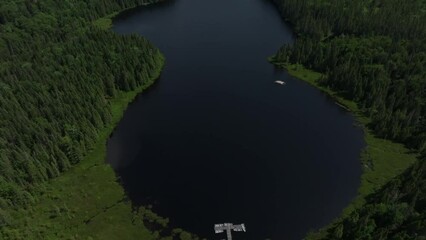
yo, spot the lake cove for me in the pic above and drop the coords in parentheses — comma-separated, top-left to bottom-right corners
(108, 0, 365, 239)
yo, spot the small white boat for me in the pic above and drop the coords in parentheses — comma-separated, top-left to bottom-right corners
(275, 80, 286, 85)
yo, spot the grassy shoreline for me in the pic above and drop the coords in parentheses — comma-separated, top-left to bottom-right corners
(93, 1, 160, 30)
(3, 5, 200, 239)
(7, 9, 199, 236)
(5, 3, 416, 238)
(5, 53, 173, 240)
(93, 12, 120, 30)
(270, 62, 417, 238)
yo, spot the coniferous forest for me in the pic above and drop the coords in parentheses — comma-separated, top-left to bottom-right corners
(271, 0, 425, 150)
(0, 0, 425, 239)
(0, 0, 164, 233)
(270, 0, 425, 239)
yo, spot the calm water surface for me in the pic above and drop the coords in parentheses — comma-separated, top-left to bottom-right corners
(108, 0, 365, 239)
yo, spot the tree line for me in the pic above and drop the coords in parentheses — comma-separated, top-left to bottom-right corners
(271, 0, 425, 150)
(0, 0, 163, 229)
(269, 0, 425, 238)
(320, 154, 425, 239)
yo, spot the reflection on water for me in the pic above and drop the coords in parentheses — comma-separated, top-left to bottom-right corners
(107, 0, 365, 239)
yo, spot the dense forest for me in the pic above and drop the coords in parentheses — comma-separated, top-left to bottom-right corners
(271, 0, 426, 150)
(270, 0, 425, 238)
(1, 0, 425, 238)
(0, 0, 163, 232)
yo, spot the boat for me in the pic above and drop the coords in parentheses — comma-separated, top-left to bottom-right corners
(274, 80, 286, 85)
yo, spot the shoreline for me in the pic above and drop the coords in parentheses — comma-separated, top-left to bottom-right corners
(270, 61, 417, 238)
(93, 0, 169, 30)
(7, 2, 416, 238)
(11, 3, 198, 238)
(92, 8, 416, 239)
(9, 54, 168, 239)
(5, 5, 180, 236)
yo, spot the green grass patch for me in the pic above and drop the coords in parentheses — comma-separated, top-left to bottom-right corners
(92, 2, 155, 30)
(93, 12, 119, 30)
(271, 62, 417, 237)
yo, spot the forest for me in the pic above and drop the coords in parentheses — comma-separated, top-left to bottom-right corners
(0, 0, 164, 236)
(270, 0, 425, 238)
(0, 0, 425, 239)
(319, 157, 425, 239)
(271, 0, 425, 150)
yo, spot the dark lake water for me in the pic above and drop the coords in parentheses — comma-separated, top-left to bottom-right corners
(108, 0, 365, 239)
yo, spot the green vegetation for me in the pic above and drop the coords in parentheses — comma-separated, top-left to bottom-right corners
(311, 156, 426, 239)
(273, 63, 417, 209)
(93, 12, 120, 30)
(92, 1, 153, 31)
(271, 0, 426, 150)
(2, 73, 199, 239)
(270, 0, 425, 238)
(1, 0, 424, 238)
(0, 0, 199, 239)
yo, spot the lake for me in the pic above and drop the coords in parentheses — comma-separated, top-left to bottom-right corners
(107, 0, 364, 239)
